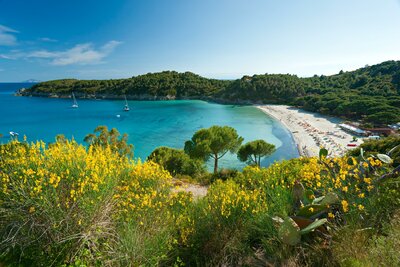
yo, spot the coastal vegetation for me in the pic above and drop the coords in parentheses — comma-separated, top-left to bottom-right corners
(348, 136, 400, 165)
(21, 60, 400, 125)
(237, 139, 276, 167)
(184, 125, 244, 173)
(23, 71, 230, 99)
(147, 146, 205, 177)
(1, 127, 399, 266)
(83, 125, 134, 158)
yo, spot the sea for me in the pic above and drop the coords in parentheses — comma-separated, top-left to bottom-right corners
(0, 83, 299, 170)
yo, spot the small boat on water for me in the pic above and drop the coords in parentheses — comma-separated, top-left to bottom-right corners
(71, 92, 78, 108)
(9, 131, 19, 137)
(123, 95, 130, 111)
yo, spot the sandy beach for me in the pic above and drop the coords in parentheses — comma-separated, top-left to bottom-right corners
(257, 105, 363, 157)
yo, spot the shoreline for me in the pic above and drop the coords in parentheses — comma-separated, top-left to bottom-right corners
(256, 105, 363, 157)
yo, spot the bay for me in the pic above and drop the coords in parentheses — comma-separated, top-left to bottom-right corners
(0, 83, 299, 169)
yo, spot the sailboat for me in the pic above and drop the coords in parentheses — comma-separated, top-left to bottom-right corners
(71, 92, 78, 108)
(123, 95, 130, 111)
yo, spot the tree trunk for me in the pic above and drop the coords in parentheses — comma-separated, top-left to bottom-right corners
(214, 155, 218, 174)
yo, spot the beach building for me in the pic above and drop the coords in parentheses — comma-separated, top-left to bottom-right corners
(364, 128, 396, 137)
(338, 123, 367, 136)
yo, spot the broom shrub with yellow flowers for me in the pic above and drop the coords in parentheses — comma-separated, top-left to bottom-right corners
(0, 138, 193, 266)
(1, 128, 399, 266)
(173, 179, 269, 266)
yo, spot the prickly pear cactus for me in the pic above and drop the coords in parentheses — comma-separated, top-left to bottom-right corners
(278, 217, 301, 245)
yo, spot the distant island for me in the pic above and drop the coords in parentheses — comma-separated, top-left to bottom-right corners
(22, 79, 41, 83)
(17, 60, 400, 126)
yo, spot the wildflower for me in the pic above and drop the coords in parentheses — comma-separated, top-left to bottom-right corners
(358, 204, 364, 211)
(29, 206, 35, 213)
(341, 200, 349, 212)
(363, 178, 372, 184)
(309, 207, 314, 212)
(328, 212, 335, 219)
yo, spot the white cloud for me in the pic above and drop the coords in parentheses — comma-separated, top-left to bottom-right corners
(0, 54, 14, 59)
(0, 24, 18, 46)
(28, 41, 122, 65)
(39, 37, 58, 42)
(29, 50, 58, 58)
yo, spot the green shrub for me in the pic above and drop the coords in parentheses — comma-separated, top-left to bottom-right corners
(148, 146, 205, 177)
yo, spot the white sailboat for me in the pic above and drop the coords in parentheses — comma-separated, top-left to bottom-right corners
(9, 131, 19, 137)
(123, 95, 130, 111)
(72, 92, 78, 108)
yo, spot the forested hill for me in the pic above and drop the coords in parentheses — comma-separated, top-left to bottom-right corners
(23, 71, 231, 99)
(21, 61, 400, 125)
(294, 61, 400, 125)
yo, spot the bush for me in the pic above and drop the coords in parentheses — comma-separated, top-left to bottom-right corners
(1, 136, 399, 266)
(348, 136, 400, 165)
(0, 140, 192, 266)
(148, 146, 205, 177)
(176, 179, 268, 265)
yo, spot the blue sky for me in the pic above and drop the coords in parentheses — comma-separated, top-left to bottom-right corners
(0, 0, 400, 82)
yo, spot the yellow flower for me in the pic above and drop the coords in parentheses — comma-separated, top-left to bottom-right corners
(29, 206, 35, 213)
(328, 212, 335, 219)
(341, 200, 349, 212)
(358, 204, 364, 211)
(363, 178, 372, 184)
(309, 207, 314, 212)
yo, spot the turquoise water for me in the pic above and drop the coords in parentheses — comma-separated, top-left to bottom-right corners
(0, 83, 299, 169)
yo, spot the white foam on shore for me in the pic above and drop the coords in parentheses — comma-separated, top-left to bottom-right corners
(256, 105, 363, 157)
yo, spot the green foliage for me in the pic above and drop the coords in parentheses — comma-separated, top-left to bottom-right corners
(319, 147, 328, 159)
(83, 125, 134, 158)
(26, 71, 230, 98)
(276, 190, 338, 246)
(377, 153, 393, 164)
(300, 218, 328, 235)
(175, 179, 267, 266)
(220, 74, 306, 103)
(278, 217, 301, 245)
(184, 125, 243, 173)
(237, 139, 276, 167)
(332, 211, 400, 266)
(348, 136, 400, 165)
(147, 146, 205, 176)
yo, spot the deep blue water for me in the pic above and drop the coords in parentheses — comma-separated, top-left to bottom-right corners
(0, 83, 299, 169)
